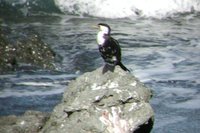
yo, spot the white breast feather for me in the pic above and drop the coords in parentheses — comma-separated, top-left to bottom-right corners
(97, 32, 105, 45)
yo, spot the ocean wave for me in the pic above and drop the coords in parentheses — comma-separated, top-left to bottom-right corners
(54, 0, 200, 18)
(1, 0, 199, 18)
(0, 0, 61, 17)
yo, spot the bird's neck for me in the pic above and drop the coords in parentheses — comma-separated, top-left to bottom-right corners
(97, 31, 108, 46)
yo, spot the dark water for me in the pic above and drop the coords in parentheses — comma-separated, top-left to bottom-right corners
(1, 0, 200, 132)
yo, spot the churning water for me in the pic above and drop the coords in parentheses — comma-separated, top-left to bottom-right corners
(0, 0, 200, 132)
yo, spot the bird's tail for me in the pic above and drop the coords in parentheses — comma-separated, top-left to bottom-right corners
(117, 62, 130, 72)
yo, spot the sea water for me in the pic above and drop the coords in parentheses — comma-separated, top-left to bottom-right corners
(0, 0, 200, 132)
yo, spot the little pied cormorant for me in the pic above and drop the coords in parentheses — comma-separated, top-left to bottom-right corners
(95, 23, 130, 73)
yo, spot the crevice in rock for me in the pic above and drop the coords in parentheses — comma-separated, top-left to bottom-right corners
(63, 109, 86, 118)
(93, 94, 114, 104)
(118, 97, 134, 104)
(133, 117, 154, 133)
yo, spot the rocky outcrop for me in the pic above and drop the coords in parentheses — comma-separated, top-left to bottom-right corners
(0, 67, 154, 133)
(0, 25, 56, 74)
(41, 66, 154, 133)
(0, 111, 49, 133)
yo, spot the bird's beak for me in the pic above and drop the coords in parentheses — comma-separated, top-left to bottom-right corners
(92, 25, 99, 29)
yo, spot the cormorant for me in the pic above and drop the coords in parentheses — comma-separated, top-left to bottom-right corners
(95, 23, 130, 73)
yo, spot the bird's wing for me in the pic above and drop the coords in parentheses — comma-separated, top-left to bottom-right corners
(98, 36, 122, 64)
(108, 37, 121, 62)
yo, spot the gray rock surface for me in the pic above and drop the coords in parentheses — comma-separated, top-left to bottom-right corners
(0, 67, 154, 133)
(41, 66, 154, 133)
(0, 111, 49, 133)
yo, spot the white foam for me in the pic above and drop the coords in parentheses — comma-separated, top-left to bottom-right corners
(0, 85, 65, 98)
(16, 82, 54, 86)
(54, 0, 200, 18)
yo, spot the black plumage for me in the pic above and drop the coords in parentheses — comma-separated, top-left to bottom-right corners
(96, 23, 129, 73)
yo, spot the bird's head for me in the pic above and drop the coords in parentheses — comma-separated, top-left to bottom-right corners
(94, 23, 111, 45)
(97, 23, 111, 35)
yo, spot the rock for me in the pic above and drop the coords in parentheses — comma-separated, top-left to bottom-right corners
(0, 25, 57, 74)
(0, 0, 61, 18)
(0, 1, 23, 19)
(0, 111, 50, 133)
(0, 67, 154, 133)
(41, 66, 154, 133)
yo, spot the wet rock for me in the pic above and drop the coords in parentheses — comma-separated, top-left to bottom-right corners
(0, 111, 50, 133)
(0, 25, 56, 74)
(0, 0, 61, 18)
(0, 1, 24, 19)
(41, 66, 154, 133)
